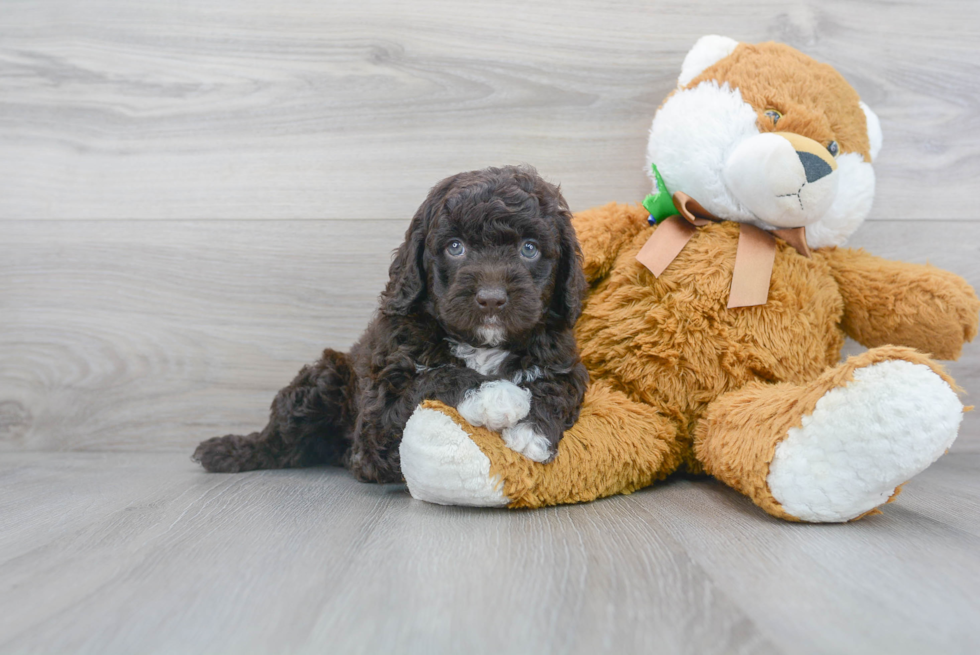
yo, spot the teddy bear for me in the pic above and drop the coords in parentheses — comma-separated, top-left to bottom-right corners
(396, 37, 980, 522)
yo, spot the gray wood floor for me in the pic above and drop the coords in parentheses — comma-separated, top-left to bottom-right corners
(2, 0, 980, 653)
(1, 451, 979, 655)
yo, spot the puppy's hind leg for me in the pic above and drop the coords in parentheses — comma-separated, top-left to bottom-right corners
(193, 349, 356, 473)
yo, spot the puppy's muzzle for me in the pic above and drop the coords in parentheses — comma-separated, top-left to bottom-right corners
(476, 286, 508, 313)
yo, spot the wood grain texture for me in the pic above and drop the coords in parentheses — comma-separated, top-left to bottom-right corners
(1, 0, 978, 219)
(0, 220, 405, 451)
(0, 452, 777, 655)
(1, 451, 978, 654)
(630, 454, 980, 655)
(2, 219, 979, 452)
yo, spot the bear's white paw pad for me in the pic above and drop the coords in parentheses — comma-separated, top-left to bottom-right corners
(501, 422, 554, 463)
(457, 380, 531, 431)
(768, 360, 963, 522)
(400, 406, 509, 507)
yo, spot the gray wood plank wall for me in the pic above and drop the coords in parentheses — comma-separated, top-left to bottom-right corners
(3, 0, 979, 220)
(2, 0, 979, 454)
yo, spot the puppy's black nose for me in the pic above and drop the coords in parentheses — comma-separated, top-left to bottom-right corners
(476, 287, 508, 311)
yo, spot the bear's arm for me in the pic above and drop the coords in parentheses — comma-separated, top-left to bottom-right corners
(821, 247, 980, 360)
(572, 202, 650, 284)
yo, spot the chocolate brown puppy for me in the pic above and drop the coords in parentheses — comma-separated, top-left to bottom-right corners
(193, 165, 588, 482)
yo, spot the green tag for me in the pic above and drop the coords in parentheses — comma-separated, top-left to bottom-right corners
(642, 163, 679, 224)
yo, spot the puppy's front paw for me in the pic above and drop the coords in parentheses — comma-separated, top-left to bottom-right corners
(501, 422, 554, 463)
(457, 380, 531, 431)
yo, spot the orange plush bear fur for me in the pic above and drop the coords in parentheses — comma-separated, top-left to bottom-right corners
(398, 37, 979, 522)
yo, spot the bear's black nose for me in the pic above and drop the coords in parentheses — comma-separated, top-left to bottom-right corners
(797, 151, 834, 183)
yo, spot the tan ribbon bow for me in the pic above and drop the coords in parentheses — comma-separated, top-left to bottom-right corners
(635, 192, 811, 308)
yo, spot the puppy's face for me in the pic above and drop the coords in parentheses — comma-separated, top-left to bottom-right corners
(382, 166, 584, 348)
(426, 190, 559, 346)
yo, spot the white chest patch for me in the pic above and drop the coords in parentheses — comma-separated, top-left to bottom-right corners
(449, 341, 510, 377)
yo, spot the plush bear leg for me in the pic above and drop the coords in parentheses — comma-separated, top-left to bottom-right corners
(694, 346, 964, 522)
(400, 383, 684, 508)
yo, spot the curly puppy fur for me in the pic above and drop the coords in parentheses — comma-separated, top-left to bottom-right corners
(194, 165, 589, 482)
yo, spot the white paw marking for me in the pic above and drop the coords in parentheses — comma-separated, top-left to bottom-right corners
(767, 360, 963, 522)
(400, 407, 509, 507)
(456, 380, 531, 431)
(501, 422, 554, 463)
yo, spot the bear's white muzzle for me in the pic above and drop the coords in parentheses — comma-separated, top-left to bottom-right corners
(724, 132, 838, 228)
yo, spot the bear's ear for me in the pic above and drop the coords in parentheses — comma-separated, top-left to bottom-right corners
(859, 101, 883, 162)
(678, 35, 740, 87)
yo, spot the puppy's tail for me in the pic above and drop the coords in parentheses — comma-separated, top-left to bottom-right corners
(193, 348, 356, 473)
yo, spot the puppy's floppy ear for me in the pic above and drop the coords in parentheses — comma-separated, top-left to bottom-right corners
(520, 169, 586, 328)
(551, 203, 587, 328)
(381, 175, 456, 316)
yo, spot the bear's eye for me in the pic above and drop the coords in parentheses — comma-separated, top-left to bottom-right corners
(827, 140, 840, 157)
(764, 109, 782, 125)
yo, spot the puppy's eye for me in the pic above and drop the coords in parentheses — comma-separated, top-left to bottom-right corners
(765, 109, 782, 125)
(446, 240, 465, 257)
(827, 140, 840, 157)
(519, 240, 539, 260)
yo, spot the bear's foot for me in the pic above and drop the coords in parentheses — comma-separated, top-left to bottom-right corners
(697, 346, 964, 523)
(767, 359, 961, 522)
(400, 405, 510, 507)
(400, 384, 684, 509)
